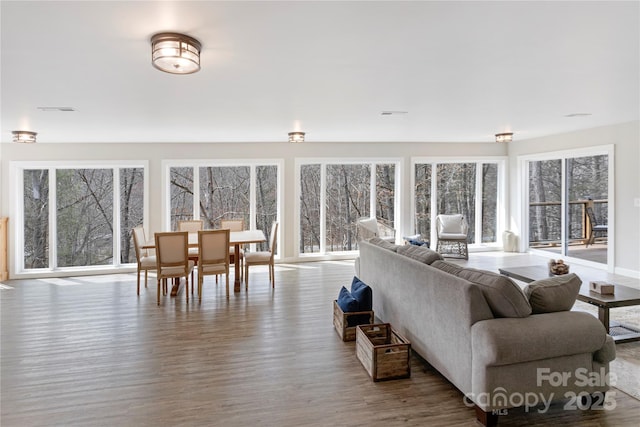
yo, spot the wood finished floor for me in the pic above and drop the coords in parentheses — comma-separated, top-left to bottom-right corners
(1, 254, 639, 427)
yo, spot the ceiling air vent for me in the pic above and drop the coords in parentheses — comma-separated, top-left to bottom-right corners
(381, 111, 408, 116)
(37, 107, 76, 112)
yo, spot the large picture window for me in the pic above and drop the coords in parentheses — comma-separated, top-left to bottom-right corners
(413, 159, 504, 246)
(298, 160, 399, 255)
(524, 147, 611, 266)
(16, 163, 146, 273)
(167, 161, 281, 252)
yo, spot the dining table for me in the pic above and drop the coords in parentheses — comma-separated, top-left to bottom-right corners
(143, 229, 267, 294)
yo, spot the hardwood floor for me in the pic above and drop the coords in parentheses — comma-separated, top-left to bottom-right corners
(1, 254, 639, 426)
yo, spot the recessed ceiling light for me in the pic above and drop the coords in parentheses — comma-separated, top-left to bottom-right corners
(37, 107, 76, 112)
(564, 113, 592, 118)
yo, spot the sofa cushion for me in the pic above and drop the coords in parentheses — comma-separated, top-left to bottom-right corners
(524, 273, 582, 314)
(431, 260, 464, 275)
(351, 276, 373, 311)
(396, 245, 443, 265)
(368, 237, 401, 252)
(457, 268, 531, 318)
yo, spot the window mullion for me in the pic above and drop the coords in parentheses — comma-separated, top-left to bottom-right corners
(113, 168, 121, 267)
(475, 164, 483, 245)
(49, 168, 57, 270)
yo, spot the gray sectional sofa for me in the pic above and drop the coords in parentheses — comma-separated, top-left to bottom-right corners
(355, 239, 616, 426)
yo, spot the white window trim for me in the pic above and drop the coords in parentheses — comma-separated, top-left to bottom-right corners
(410, 157, 507, 249)
(10, 160, 149, 278)
(517, 144, 614, 271)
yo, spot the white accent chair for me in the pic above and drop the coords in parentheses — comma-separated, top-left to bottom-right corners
(435, 214, 469, 260)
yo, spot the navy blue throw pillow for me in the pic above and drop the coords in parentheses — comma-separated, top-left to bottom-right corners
(337, 286, 359, 312)
(351, 276, 372, 311)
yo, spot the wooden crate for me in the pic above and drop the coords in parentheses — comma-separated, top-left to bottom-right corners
(333, 300, 374, 342)
(356, 323, 411, 381)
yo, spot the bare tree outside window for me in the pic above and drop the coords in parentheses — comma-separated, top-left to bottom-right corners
(256, 165, 277, 252)
(57, 169, 114, 267)
(199, 166, 250, 229)
(376, 164, 395, 227)
(170, 167, 194, 231)
(482, 164, 498, 243)
(120, 168, 144, 263)
(326, 164, 370, 251)
(23, 170, 49, 268)
(300, 164, 321, 253)
(414, 164, 432, 242)
(437, 163, 476, 242)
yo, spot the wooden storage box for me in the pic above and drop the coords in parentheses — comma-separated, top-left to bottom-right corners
(333, 300, 374, 342)
(356, 323, 411, 381)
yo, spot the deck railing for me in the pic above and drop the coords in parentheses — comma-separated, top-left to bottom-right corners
(529, 199, 607, 247)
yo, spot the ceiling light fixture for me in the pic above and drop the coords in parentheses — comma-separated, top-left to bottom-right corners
(288, 131, 305, 143)
(151, 32, 201, 75)
(12, 130, 37, 143)
(495, 132, 513, 143)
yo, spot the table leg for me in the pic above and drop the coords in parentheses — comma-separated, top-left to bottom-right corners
(598, 306, 610, 333)
(234, 243, 241, 292)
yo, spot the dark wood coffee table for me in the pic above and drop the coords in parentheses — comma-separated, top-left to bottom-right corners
(499, 265, 640, 343)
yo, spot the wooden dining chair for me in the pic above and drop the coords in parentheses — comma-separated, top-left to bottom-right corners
(220, 219, 245, 278)
(154, 231, 195, 305)
(178, 219, 203, 262)
(197, 229, 230, 300)
(244, 221, 278, 289)
(132, 226, 156, 295)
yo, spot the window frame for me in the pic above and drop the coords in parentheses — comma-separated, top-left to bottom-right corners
(161, 158, 283, 255)
(517, 145, 614, 271)
(410, 157, 507, 248)
(10, 160, 149, 277)
(294, 157, 402, 258)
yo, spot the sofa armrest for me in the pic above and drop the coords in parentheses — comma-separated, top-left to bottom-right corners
(472, 311, 610, 367)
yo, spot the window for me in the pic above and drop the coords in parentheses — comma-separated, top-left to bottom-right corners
(298, 160, 399, 255)
(15, 162, 146, 273)
(166, 161, 281, 253)
(524, 148, 611, 265)
(413, 159, 504, 246)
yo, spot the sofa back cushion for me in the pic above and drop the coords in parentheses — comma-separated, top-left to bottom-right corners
(524, 273, 582, 314)
(396, 245, 443, 265)
(368, 237, 402, 252)
(431, 260, 464, 275)
(457, 268, 531, 318)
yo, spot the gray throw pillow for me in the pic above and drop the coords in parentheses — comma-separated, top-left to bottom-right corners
(457, 268, 532, 318)
(431, 260, 464, 275)
(396, 245, 443, 265)
(524, 273, 582, 314)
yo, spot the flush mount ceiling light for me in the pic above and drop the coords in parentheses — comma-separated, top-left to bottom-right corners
(12, 130, 37, 143)
(288, 132, 305, 143)
(151, 32, 201, 74)
(495, 132, 513, 143)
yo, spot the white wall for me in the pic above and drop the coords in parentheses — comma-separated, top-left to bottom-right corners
(507, 120, 640, 276)
(0, 140, 505, 277)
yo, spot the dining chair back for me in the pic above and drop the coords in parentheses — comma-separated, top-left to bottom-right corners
(177, 219, 204, 232)
(197, 229, 230, 300)
(177, 219, 202, 261)
(132, 226, 156, 295)
(244, 221, 278, 289)
(220, 218, 245, 278)
(154, 231, 195, 305)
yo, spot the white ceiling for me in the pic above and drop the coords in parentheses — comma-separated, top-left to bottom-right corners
(1, 1, 638, 144)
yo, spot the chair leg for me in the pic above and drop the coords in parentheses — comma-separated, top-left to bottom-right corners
(157, 279, 161, 305)
(225, 273, 229, 298)
(137, 270, 141, 295)
(185, 276, 189, 304)
(270, 263, 275, 288)
(245, 264, 249, 289)
(144, 270, 148, 288)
